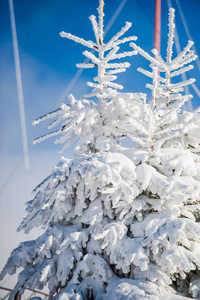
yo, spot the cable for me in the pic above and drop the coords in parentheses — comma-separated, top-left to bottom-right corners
(168, 0, 200, 103)
(135, 0, 154, 26)
(175, 0, 200, 72)
(191, 83, 200, 98)
(8, 0, 30, 170)
(167, 0, 193, 111)
(0, 0, 129, 196)
(136, 0, 167, 46)
(104, 0, 128, 36)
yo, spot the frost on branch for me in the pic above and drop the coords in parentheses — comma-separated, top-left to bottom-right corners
(130, 8, 196, 109)
(128, 8, 198, 156)
(123, 7, 200, 298)
(16, 153, 140, 233)
(2, 2, 200, 300)
(60, 0, 137, 101)
(33, 92, 146, 155)
(32, 0, 143, 155)
(2, 149, 200, 298)
(177, 108, 200, 153)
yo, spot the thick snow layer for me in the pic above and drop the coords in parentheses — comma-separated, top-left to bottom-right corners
(164, 294, 192, 300)
(1, 1, 200, 299)
(104, 279, 192, 300)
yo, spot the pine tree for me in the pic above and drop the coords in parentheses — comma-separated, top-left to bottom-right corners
(128, 7, 200, 299)
(1, 2, 200, 300)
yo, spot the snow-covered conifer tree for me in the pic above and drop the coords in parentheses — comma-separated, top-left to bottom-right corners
(0, 1, 148, 299)
(129, 8, 197, 154)
(126, 7, 200, 299)
(1, 2, 200, 299)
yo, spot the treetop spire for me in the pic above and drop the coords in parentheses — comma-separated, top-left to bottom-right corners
(60, 0, 138, 101)
(98, 0, 104, 45)
(130, 7, 197, 109)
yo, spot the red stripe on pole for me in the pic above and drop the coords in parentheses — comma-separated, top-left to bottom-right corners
(154, 0, 161, 53)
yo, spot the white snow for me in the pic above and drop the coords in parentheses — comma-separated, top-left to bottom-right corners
(1, 1, 200, 299)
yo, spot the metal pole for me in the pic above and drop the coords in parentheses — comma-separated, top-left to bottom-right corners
(154, 0, 161, 53)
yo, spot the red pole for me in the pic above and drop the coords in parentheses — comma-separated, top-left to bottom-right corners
(154, 0, 161, 53)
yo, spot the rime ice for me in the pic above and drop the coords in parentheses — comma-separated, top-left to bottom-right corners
(1, 2, 200, 300)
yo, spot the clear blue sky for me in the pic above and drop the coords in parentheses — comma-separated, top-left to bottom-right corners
(0, 0, 200, 290)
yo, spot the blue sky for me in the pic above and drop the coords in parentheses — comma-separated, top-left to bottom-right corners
(0, 0, 200, 290)
(1, 0, 200, 158)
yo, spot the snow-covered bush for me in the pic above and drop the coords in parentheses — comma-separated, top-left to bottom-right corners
(1, 1, 200, 299)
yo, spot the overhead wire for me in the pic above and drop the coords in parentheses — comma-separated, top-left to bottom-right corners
(0, 0, 129, 196)
(4, 0, 200, 189)
(1, 0, 31, 196)
(104, 0, 128, 36)
(8, 0, 30, 170)
(175, 0, 200, 72)
(136, 0, 167, 46)
(135, 0, 154, 27)
(167, 0, 193, 111)
(173, 0, 200, 100)
(2, 0, 200, 290)
(137, 0, 199, 110)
